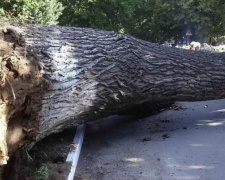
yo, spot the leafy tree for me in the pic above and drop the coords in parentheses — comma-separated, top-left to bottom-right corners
(58, 0, 192, 43)
(149, 0, 181, 43)
(166, 0, 225, 42)
(59, 0, 160, 41)
(1, 0, 225, 42)
(0, 0, 64, 25)
(186, 0, 225, 41)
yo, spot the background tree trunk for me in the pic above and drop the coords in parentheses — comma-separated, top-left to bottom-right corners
(1, 21, 225, 164)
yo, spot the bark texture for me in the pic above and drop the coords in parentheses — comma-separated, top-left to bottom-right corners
(1, 21, 225, 164)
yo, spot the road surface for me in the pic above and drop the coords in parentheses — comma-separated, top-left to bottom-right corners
(75, 99, 225, 180)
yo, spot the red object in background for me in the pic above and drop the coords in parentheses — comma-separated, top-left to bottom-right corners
(186, 30, 192, 36)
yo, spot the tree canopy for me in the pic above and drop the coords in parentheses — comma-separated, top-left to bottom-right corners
(1, 0, 225, 42)
(0, 0, 64, 24)
(58, 0, 225, 43)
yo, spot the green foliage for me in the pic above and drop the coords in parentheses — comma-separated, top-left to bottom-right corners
(163, 0, 225, 41)
(1, 0, 225, 42)
(24, 149, 34, 163)
(149, 0, 181, 42)
(0, 7, 5, 16)
(58, 0, 225, 43)
(0, 0, 64, 24)
(33, 165, 49, 180)
(58, 0, 158, 41)
(0, 1, 12, 20)
(187, 0, 225, 39)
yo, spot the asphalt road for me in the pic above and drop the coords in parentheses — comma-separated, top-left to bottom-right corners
(75, 99, 225, 180)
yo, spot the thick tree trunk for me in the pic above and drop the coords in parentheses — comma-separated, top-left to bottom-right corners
(1, 21, 225, 164)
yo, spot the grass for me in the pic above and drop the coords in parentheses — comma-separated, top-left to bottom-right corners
(33, 165, 49, 180)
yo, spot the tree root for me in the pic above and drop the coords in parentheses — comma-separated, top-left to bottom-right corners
(0, 105, 9, 165)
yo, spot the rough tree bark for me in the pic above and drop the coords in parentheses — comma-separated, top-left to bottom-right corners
(0, 21, 225, 165)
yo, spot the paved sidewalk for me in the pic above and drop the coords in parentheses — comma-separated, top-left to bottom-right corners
(76, 99, 225, 180)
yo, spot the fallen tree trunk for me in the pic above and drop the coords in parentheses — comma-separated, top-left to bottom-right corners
(1, 21, 225, 164)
